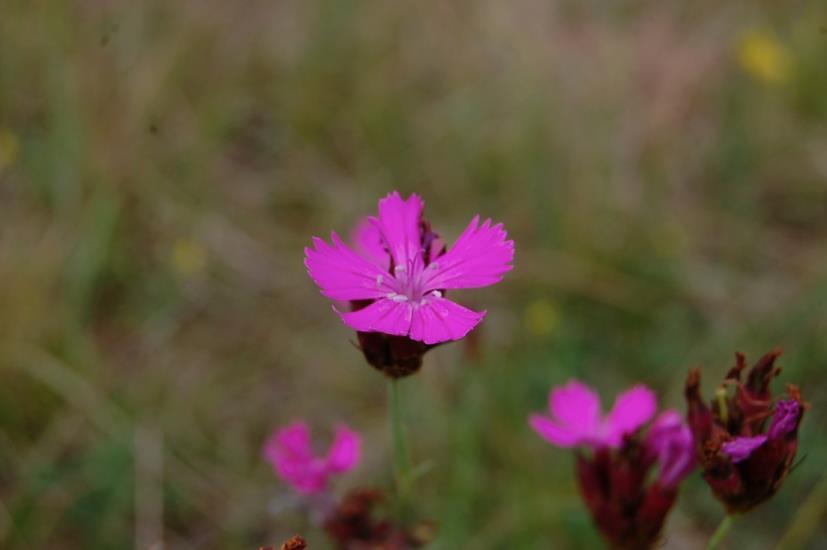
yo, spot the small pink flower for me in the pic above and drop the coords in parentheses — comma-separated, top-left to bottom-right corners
(529, 380, 657, 449)
(263, 421, 361, 495)
(646, 410, 695, 487)
(305, 192, 514, 345)
(533, 381, 695, 548)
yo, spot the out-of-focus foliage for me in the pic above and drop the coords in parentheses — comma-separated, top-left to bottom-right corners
(1, 1, 826, 548)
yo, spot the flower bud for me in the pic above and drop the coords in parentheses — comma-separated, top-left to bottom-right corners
(684, 349, 806, 513)
(323, 488, 431, 549)
(531, 381, 695, 548)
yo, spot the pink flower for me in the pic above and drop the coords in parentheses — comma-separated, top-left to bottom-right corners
(305, 192, 514, 345)
(534, 382, 696, 548)
(529, 380, 657, 449)
(263, 421, 361, 495)
(646, 410, 696, 487)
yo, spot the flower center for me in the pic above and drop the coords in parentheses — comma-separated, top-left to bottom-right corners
(385, 259, 441, 306)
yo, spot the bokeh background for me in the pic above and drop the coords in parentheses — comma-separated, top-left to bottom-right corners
(2, 1, 827, 548)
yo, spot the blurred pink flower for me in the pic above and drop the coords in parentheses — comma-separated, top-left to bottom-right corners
(264, 421, 360, 495)
(305, 191, 514, 345)
(530, 380, 695, 548)
(529, 380, 657, 449)
(646, 410, 695, 487)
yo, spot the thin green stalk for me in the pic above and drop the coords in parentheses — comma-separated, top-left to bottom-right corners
(388, 379, 411, 519)
(707, 515, 734, 550)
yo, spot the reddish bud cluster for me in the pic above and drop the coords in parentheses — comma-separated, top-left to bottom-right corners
(684, 349, 806, 513)
(576, 441, 681, 549)
(323, 489, 432, 549)
(281, 535, 308, 550)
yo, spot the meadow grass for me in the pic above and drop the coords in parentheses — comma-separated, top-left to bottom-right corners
(1, 1, 827, 548)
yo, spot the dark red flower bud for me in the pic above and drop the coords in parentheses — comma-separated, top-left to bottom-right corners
(684, 349, 807, 513)
(575, 442, 679, 550)
(323, 488, 431, 549)
(352, 320, 436, 378)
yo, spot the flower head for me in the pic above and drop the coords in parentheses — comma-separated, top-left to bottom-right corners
(305, 191, 514, 377)
(736, 28, 792, 85)
(529, 380, 657, 449)
(530, 380, 695, 549)
(263, 421, 361, 495)
(684, 349, 806, 513)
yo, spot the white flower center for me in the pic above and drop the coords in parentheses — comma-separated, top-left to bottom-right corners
(386, 258, 440, 306)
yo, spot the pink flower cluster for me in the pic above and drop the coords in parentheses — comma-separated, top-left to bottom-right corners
(281, 192, 806, 548)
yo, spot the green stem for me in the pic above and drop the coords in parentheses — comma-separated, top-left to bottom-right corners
(388, 379, 411, 519)
(707, 515, 734, 550)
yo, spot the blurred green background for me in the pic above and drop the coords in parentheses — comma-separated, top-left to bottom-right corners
(2, 1, 827, 548)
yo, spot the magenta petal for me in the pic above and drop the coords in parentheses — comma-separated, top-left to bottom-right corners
(549, 380, 602, 438)
(263, 422, 328, 494)
(768, 400, 801, 439)
(374, 192, 425, 268)
(529, 414, 583, 447)
(408, 296, 485, 344)
(646, 410, 695, 487)
(421, 216, 515, 291)
(722, 435, 768, 463)
(305, 232, 395, 301)
(338, 298, 412, 336)
(264, 421, 312, 465)
(326, 425, 361, 473)
(352, 217, 390, 270)
(604, 385, 657, 445)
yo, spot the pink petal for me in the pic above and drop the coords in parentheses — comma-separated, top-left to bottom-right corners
(722, 435, 768, 463)
(352, 217, 390, 270)
(263, 422, 329, 494)
(549, 380, 602, 437)
(529, 414, 584, 447)
(263, 421, 312, 465)
(408, 296, 486, 344)
(646, 410, 695, 487)
(338, 298, 412, 336)
(768, 399, 801, 439)
(373, 192, 425, 269)
(326, 424, 361, 473)
(604, 385, 657, 445)
(305, 232, 396, 301)
(420, 215, 514, 291)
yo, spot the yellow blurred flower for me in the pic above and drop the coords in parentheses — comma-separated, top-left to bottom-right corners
(736, 28, 792, 85)
(524, 298, 560, 338)
(0, 128, 19, 170)
(171, 238, 208, 276)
